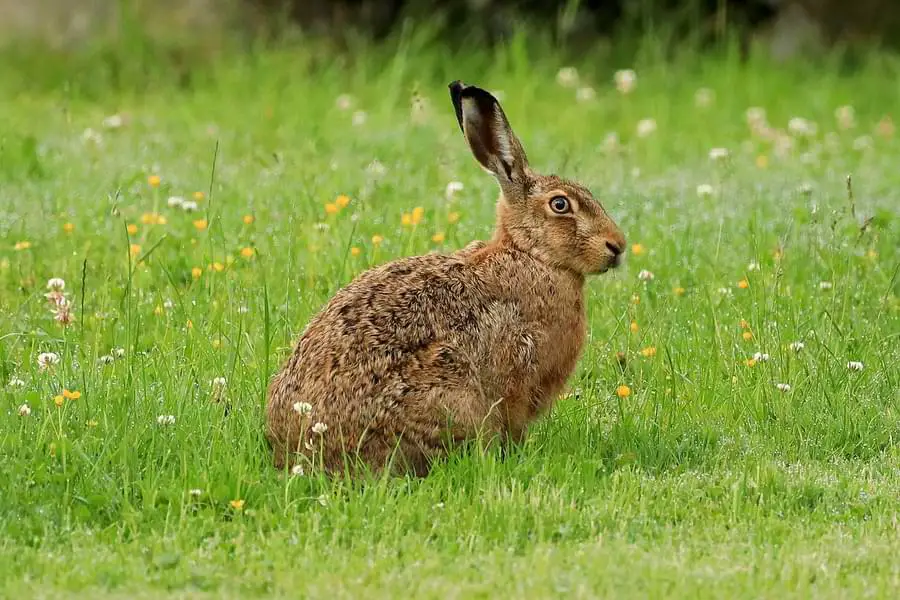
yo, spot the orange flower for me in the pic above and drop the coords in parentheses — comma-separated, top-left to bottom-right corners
(62, 389, 81, 400)
(240, 247, 255, 259)
(745, 358, 757, 367)
(631, 243, 645, 255)
(191, 267, 203, 279)
(325, 203, 339, 215)
(738, 279, 749, 289)
(129, 244, 141, 256)
(639, 346, 657, 358)
(147, 175, 161, 187)
(230, 499, 245, 510)
(126, 224, 138, 235)
(350, 246, 361, 257)
(193, 219, 208, 231)
(615, 385, 631, 398)
(243, 214, 255, 225)
(742, 331, 753, 341)
(629, 320, 639, 333)
(335, 194, 350, 208)
(740, 319, 750, 329)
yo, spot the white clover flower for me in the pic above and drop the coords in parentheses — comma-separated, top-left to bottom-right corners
(708, 147, 729, 161)
(46, 278, 66, 292)
(752, 352, 770, 362)
(8, 376, 25, 388)
(745, 107, 766, 127)
(847, 361, 864, 372)
(167, 196, 185, 208)
(445, 181, 464, 200)
(747, 261, 760, 272)
(102, 114, 124, 129)
(335, 94, 354, 110)
(835, 105, 855, 130)
(311, 422, 328, 434)
(638, 270, 655, 282)
(212, 377, 227, 390)
(97, 355, 114, 365)
(576, 86, 596, 103)
(789, 341, 805, 352)
(556, 66, 579, 88)
(18, 404, 32, 416)
(188, 488, 203, 497)
(613, 69, 636, 94)
(238, 306, 249, 314)
(291, 465, 305, 476)
(366, 160, 386, 176)
(156, 414, 176, 426)
(182, 200, 199, 212)
(82, 128, 102, 144)
(788, 117, 817, 137)
(636, 118, 657, 138)
(694, 88, 714, 108)
(163, 299, 174, 309)
(696, 184, 714, 197)
(797, 182, 814, 195)
(112, 347, 126, 358)
(351, 111, 367, 126)
(293, 401, 313, 415)
(775, 383, 792, 393)
(37, 352, 60, 370)
(819, 281, 833, 290)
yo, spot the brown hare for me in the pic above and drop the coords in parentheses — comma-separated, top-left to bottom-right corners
(266, 81, 626, 476)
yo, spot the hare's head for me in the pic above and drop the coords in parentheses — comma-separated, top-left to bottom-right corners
(449, 81, 626, 275)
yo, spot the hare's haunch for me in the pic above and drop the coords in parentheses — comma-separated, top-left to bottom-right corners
(266, 81, 626, 476)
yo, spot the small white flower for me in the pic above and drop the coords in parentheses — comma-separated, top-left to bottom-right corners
(797, 182, 814, 195)
(847, 361, 864, 372)
(316, 494, 328, 506)
(238, 306, 249, 314)
(311, 421, 328, 435)
(445, 181, 464, 200)
(753, 352, 770, 362)
(835, 105, 855, 130)
(717, 287, 733, 296)
(789, 341, 805, 352)
(18, 404, 32, 416)
(366, 160, 386, 176)
(696, 184, 714, 197)
(163, 299, 174, 309)
(819, 281, 833, 290)
(97, 355, 114, 365)
(747, 261, 760, 271)
(636, 118, 657, 138)
(167, 196, 185, 208)
(212, 377, 227, 389)
(852, 136, 873, 151)
(335, 94, 354, 110)
(290, 465, 305, 476)
(745, 107, 766, 126)
(156, 414, 176, 426)
(614, 69, 636, 94)
(82, 128, 102, 144)
(37, 352, 60, 370)
(556, 66, 579, 88)
(188, 488, 203, 497)
(694, 88, 714, 108)
(788, 117, 817, 137)
(181, 200, 199, 212)
(576, 86, 596, 103)
(708, 147, 729, 161)
(775, 383, 792, 393)
(8, 376, 25, 388)
(638, 270, 655, 282)
(102, 114, 124, 129)
(46, 278, 66, 292)
(293, 402, 313, 415)
(313, 222, 330, 231)
(112, 347, 126, 358)
(351, 110, 367, 126)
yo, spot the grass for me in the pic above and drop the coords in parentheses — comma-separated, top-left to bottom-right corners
(1, 33, 899, 598)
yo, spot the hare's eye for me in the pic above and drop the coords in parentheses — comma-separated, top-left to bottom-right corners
(549, 196, 571, 214)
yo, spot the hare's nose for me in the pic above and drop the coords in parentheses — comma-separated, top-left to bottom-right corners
(605, 240, 624, 256)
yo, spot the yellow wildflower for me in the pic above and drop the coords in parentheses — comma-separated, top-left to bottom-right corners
(639, 346, 657, 358)
(447, 211, 460, 224)
(129, 244, 141, 256)
(54, 395, 64, 407)
(615, 385, 631, 398)
(738, 279, 749, 289)
(193, 191, 205, 201)
(401, 213, 412, 226)
(240, 247, 255, 259)
(745, 358, 757, 367)
(191, 267, 203, 279)
(147, 175, 161, 187)
(371, 235, 383, 246)
(431, 232, 445, 244)
(211, 262, 225, 272)
(630, 320, 639, 333)
(325, 203, 339, 215)
(673, 286, 686, 296)
(411, 206, 425, 225)
(127, 224, 138, 235)
(63, 223, 75, 233)
(335, 194, 350, 208)
(193, 219, 208, 231)
(14, 241, 32, 251)
(742, 331, 753, 341)
(631, 243, 645, 255)
(350, 246, 361, 257)
(230, 499, 245, 510)
(62, 389, 81, 400)
(243, 214, 255, 225)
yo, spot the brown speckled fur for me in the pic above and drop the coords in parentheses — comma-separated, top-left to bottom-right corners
(266, 81, 626, 476)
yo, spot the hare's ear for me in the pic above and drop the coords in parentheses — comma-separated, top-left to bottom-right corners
(449, 81, 529, 189)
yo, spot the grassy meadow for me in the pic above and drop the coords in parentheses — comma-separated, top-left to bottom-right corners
(1, 35, 899, 597)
